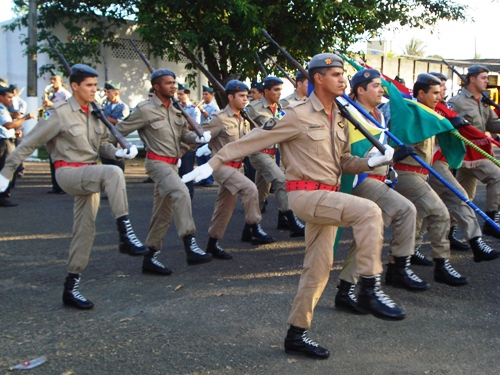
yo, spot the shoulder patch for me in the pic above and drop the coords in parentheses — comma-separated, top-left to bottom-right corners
(262, 118, 276, 130)
(42, 111, 51, 120)
(275, 109, 286, 120)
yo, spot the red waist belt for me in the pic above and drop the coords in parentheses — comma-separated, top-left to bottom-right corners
(367, 174, 386, 182)
(225, 161, 243, 169)
(146, 151, 179, 165)
(393, 163, 429, 175)
(54, 161, 97, 169)
(286, 180, 340, 192)
(260, 149, 277, 155)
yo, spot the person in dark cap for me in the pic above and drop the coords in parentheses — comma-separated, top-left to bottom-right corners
(0, 63, 146, 309)
(247, 75, 305, 238)
(334, 69, 427, 315)
(0, 85, 35, 206)
(182, 53, 402, 359)
(249, 80, 264, 102)
(280, 70, 309, 107)
(448, 65, 500, 238)
(193, 80, 275, 259)
(100, 81, 130, 172)
(389, 72, 469, 286)
(116, 68, 213, 276)
(195, 85, 219, 186)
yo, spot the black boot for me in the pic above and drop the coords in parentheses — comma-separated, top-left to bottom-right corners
(410, 246, 433, 266)
(183, 235, 212, 265)
(335, 280, 368, 314)
(482, 211, 500, 239)
(469, 237, 500, 263)
(242, 223, 275, 245)
(433, 258, 468, 286)
(284, 325, 330, 360)
(62, 273, 94, 310)
(357, 275, 405, 320)
(206, 237, 233, 260)
(448, 226, 470, 251)
(277, 211, 289, 230)
(117, 215, 148, 256)
(385, 256, 430, 291)
(142, 249, 172, 275)
(284, 210, 305, 238)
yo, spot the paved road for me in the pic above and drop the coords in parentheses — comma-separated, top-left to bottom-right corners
(1, 161, 499, 374)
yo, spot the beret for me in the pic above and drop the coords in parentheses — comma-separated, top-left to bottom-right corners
(70, 64, 98, 78)
(467, 65, 489, 75)
(350, 69, 381, 88)
(0, 84, 16, 94)
(251, 80, 264, 91)
(429, 72, 447, 81)
(225, 79, 249, 92)
(202, 85, 214, 93)
(308, 53, 343, 70)
(415, 73, 441, 85)
(263, 76, 284, 87)
(50, 69, 64, 77)
(150, 69, 175, 82)
(104, 81, 121, 90)
(177, 83, 186, 91)
(296, 70, 306, 79)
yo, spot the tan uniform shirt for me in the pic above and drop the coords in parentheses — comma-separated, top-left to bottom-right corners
(209, 92, 371, 185)
(1, 96, 117, 179)
(247, 96, 283, 128)
(448, 88, 500, 133)
(116, 94, 198, 156)
(280, 90, 305, 108)
(202, 105, 250, 157)
(397, 136, 435, 167)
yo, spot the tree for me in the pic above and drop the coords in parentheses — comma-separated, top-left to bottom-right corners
(5, 0, 468, 103)
(403, 38, 426, 57)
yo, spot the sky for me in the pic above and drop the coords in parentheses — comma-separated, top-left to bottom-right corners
(0, 0, 493, 59)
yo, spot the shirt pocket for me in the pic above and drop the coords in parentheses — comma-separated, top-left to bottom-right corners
(94, 123, 104, 135)
(306, 128, 329, 158)
(149, 118, 168, 130)
(174, 117, 185, 127)
(68, 123, 86, 137)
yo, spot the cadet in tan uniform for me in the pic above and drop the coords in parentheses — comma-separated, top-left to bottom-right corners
(448, 65, 500, 238)
(0, 64, 147, 310)
(183, 53, 404, 360)
(392, 74, 468, 286)
(280, 70, 308, 108)
(247, 76, 305, 238)
(200, 80, 275, 259)
(336, 70, 427, 316)
(116, 69, 212, 276)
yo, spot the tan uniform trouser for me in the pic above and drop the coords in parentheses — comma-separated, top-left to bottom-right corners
(395, 170, 450, 259)
(456, 159, 500, 212)
(144, 159, 195, 251)
(56, 164, 128, 274)
(429, 160, 481, 241)
(208, 165, 261, 239)
(286, 190, 384, 329)
(249, 152, 289, 212)
(339, 178, 417, 284)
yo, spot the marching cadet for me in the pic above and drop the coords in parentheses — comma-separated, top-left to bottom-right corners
(336, 69, 428, 316)
(280, 70, 308, 107)
(249, 80, 264, 102)
(392, 74, 468, 286)
(0, 64, 147, 309)
(183, 53, 404, 360)
(116, 69, 213, 276)
(448, 65, 500, 238)
(247, 76, 305, 238)
(101, 81, 130, 172)
(199, 80, 275, 259)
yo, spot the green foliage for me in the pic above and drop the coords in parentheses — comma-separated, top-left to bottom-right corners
(403, 38, 426, 57)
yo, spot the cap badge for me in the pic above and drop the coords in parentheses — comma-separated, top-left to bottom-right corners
(325, 58, 333, 65)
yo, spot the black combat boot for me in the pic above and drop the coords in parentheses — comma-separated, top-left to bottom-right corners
(357, 275, 405, 320)
(242, 223, 275, 245)
(482, 211, 500, 239)
(410, 246, 433, 266)
(433, 258, 468, 286)
(469, 237, 500, 263)
(62, 273, 94, 310)
(335, 279, 368, 314)
(448, 226, 470, 251)
(385, 256, 430, 291)
(206, 237, 233, 260)
(277, 211, 289, 230)
(142, 249, 172, 275)
(183, 235, 212, 265)
(116, 215, 148, 256)
(284, 325, 330, 360)
(284, 210, 305, 237)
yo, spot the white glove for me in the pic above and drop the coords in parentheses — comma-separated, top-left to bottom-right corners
(0, 174, 9, 192)
(5, 128, 16, 138)
(115, 145, 138, 159)
(195, 130, 212, 144)
(367, 144, 395, 167)
(177, 158, 182, 168)
(181, 163, 213, 183)
(196, 144, 211, 157)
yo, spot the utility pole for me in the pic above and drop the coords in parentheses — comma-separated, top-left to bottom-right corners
(26, 0, 38, 155)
